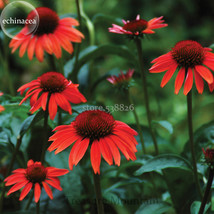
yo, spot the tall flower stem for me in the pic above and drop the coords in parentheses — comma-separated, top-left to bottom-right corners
(93, 173, 105, 214)
(135, 38, 158, 155)
(127, 89, 146, 154)
(40, 108, 49, 164)
(0, 136, 23, 213)
(187, 90, 202, 199)
(25, 192, 34, 210)
(199, 167, 214, 214)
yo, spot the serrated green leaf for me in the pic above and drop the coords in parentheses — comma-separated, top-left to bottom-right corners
(135, 200, 171, 214)
(135, 154, 192, 176)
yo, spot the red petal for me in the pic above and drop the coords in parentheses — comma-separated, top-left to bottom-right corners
(183, 68, 193, 95)
(27, 37, 37, 60)
(174, 67, 185, 94)
(160, 64, 177, 87)
(7, 180, 29, 195)
(194, 65, 213, 84)
(42, 182, 53, 199)
(194, 69, 204, 94)
(45, 178, 62, 191)
(90, 140, 101, 174)
(48, 94, 58, 120)
(47, 168, 69, 177)
(35, 37, 44, 62)
(19, 182, 32, 201)
(34, 183, 41, 203)
(98, 138, 113, 165)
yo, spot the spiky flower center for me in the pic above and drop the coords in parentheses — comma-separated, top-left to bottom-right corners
(123, 19, 148, 33)
(26, 164, 47, 183)
(171, 40, 204, 68)
(203, 148, 214, 164)
(40, 72, 66, 93)
(27, 7, 59, 35)
(74, 110, 115, 141)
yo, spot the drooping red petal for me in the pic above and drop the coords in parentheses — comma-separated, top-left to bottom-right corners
(35, 37, 44, 62)
(45, 178, 62, 191)
(5, 175, 26, 186)
(174, 67, 185, 94)
(19, 182, 33, 201)
(7, 180, 29, 196)
(194, 65, 213, 84)
(90, 140, 101, 174)
(160, 63, 177, 87)
(98, 138, 113, 165)
(48, 94, 58, 120)
(46, 168, 69, 177)
(103, 137, 121, 166)
(42, 182, 53, 199)
(48, 34, 62, 59)
(53, 93, 72, 114)
(34, 183, 41, 203)
(183, 68, 193, 95)
(27, 37, 37, 60)
(194, 69, 204, 94)
(41, 92, 49, 111)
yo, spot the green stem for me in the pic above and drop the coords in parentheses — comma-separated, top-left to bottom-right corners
(135, 38, 158, 155)
(40, 108, 49, 164)
(127, 89, 146, 154)
(93, 173, 105, 214)
(0, 136, 23, 213)
(199, 167, 214, 214)
(36, 201, 40, 214)
(187, 90, 203, 199)
(75, 0, 82, 32)
(47, 54, 57, 71)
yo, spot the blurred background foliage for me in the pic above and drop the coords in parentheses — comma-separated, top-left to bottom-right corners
(0, 0, 214, 213)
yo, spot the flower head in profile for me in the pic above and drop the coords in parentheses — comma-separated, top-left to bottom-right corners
(0, 92, 5, 112)
(109, 15, 167, 38)
(150, 40, 214, 95)
(18, 71, 87, 120)
(107, 69, 134, 85)
(4, 160, 69, 202)
(203, 148, 214, 166)
(48, 110, 138, 174)
(9, 7, 84, 62)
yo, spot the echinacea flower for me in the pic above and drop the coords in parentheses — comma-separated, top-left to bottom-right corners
(109, 14, 167, 38)
(150, 40, 214, 95)
(203, 148, 214, 165)
(4, 160, 69, 202)
(0, 92, 5, 112)
(107, 69, 134, 85)
(48, 110, 138, 174)
(18, 71, 87, 120)
(9, 7, 84, 62)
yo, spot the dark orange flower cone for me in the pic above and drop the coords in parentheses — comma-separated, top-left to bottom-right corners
(9, 7, 84, 62)
(4, 160, 69, 202)
(150, 40, 214, 95)
(18, 71, 87, 120)
(48, 110, 138, 174)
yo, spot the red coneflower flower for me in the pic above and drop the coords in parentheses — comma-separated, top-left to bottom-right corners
(18, 71, 87, 120)
(9, 7, 84, 62)
(150, 40, 214, 95)
(0, 92, 5, 112)
(203, 148, 214, 165)
(109, 14, 167, 38)
(4, 160, 69, 202)
(48, 110, 138, 174)
(107, 69, 134, 85)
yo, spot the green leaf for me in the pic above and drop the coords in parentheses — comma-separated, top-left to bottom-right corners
(153, 120, 173, 134)
(135, 200, 171, 214)
(190, 201, 210, 214)
(163, 168, 198, 213)
(135, 154, 192, 176)
(19, 110, 44, 137)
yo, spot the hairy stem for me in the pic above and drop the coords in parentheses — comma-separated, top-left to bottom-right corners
(187, 90, 202, 199)
(135, 38, 158, 154)
(127, 89, 146, 154)
(93, 173, 105, 214)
